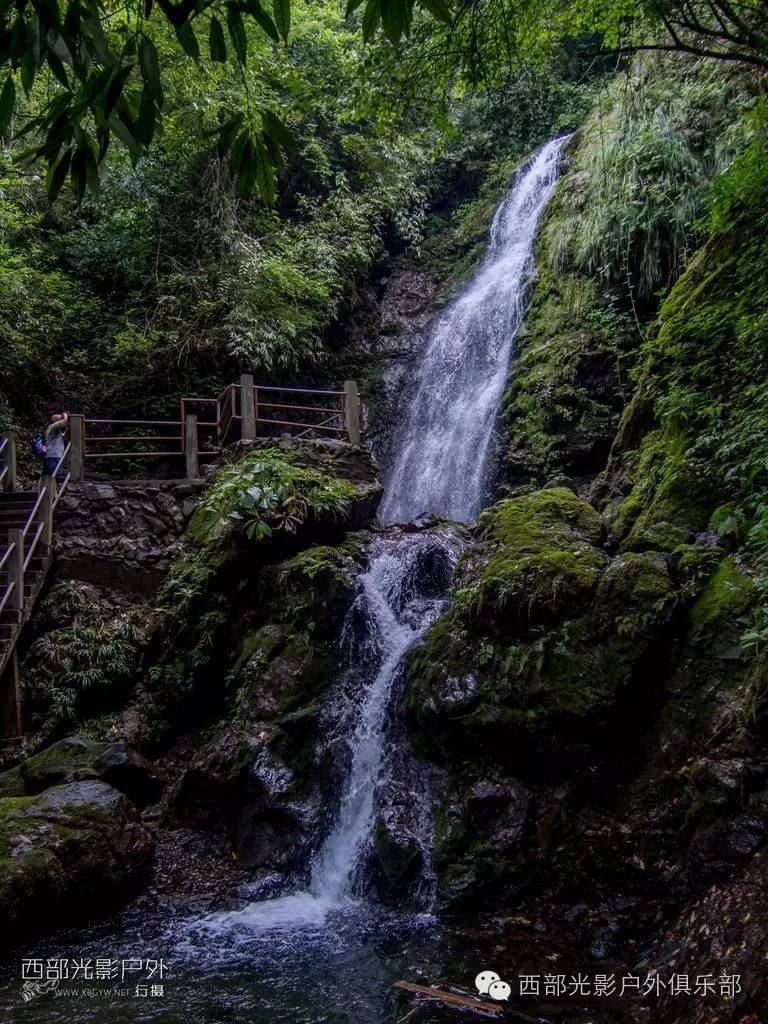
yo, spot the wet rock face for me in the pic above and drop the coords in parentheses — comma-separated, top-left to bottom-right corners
(0, 781, 153, 949)
(371, 810, 424, 898)
(405, 480, 766, 925)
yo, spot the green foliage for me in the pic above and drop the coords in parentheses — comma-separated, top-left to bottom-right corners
(190, 449, 357, 542)
(550, 56, 754, 300)
(606, 107, 768, 673)
(25, 598, 147, 724)
(0, 1, 435, 425)
(460, 488, 607, 626)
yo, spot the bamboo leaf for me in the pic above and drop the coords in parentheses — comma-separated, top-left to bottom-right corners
(361, 0, 380, 41)
(45, 149, 71, 201)
(241, 0, 280, 42)
(175, 21, 200, 62)
(139, 33, 162, 105)
(0, 76, 16, 136)
(272, 0, 290, 40)
(209, 16, 227, 62)
(226, 4, 247, 64)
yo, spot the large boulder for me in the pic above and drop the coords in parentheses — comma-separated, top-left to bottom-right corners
(0, 781, 153, 948)
(0, 736, 164, 807)
(464, 488, 608, 637)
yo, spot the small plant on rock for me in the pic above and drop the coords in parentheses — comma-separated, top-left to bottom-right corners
(190, 450, 356, 544)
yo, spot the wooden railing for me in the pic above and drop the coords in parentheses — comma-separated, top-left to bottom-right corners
(0, 436, 71, 735)
(67, 375, 363, 482)
(0, 435, 16, 492)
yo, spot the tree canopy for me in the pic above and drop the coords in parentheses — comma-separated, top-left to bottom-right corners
(0, 0, 765, 203)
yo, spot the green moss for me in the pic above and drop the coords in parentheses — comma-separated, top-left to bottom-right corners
(614, 429, 713, 549)
(465, 488, 607, 628)
(688, 557, 755, 638)
(595, 551, 676, 640)
(0, 769, 25, 799)
(503, 251, 635, 482)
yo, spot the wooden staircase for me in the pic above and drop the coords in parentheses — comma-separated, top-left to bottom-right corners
(0, 436, 70, 738)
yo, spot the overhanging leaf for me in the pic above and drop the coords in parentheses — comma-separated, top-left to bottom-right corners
(225, 4, 247, 64)
(241, 0, 280, 42)
(209, 16, 227, 62)
(175, 21, 200, 62)
(139, 34, 162, 106)
(0, 76, 16, 136)
(272, 0, 290, 41)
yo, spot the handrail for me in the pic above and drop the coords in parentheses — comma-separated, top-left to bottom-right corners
(253, 385, 345, 396)
(0, 436, 9, 491)
(23, 522, 44, 571)
(53, 442, 70, 478)
(85, 418, 182, 426)
(0, 434, 69, 713)
(21, 489, 45, 540)
(65, 377, 362, 477)
(54, 474, 70, 509)
(0, 580, 15, 617)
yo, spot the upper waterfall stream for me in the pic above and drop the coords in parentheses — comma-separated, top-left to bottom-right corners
(381, 136, 569, 524)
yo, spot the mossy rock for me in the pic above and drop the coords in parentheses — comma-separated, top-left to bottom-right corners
(407, 502, 681, 773)
(501, 173, 637, 486)
(464, 488, 608, 636)
(687, 556, 754, 640)
(235, 630, 333, 721)
(613, 430, 713, 550)
(594, 551, 676, 639)
(0, 781, 153, 948)
(0, 736, 163, 806)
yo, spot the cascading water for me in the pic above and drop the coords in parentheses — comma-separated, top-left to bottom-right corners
(303, 136, 570, 902)
(381, 135, 570, 525)
(209, 135, 569, 922)
(309, 533, 454, 902)
(10, 136, 570, 1024)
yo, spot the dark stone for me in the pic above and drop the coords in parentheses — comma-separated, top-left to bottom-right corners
(371, 811, 424, 898)
(0, 736, 164, 807)
(0, 781, 153, 949)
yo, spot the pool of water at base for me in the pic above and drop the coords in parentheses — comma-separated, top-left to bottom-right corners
(0, 894, 641, 1024)
(0, 894, 451, 1024)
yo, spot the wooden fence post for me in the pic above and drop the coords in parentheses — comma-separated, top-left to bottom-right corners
(240, 374, 256, 441)
(185, 413, 199, 479)
(1, 649, 22, 739)
(344, 380, 362, 446)
(3, 434, 17, 491)
(69, 414, 84, 482)
(8, 528, 23, 614)
(41, 476, 55, 547)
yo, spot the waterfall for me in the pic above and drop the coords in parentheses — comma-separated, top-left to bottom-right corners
(309, 532, 454, 901)
(309, 135, 569, 901)
(200, 136, 568, 930)
(380, 135, 570, 524)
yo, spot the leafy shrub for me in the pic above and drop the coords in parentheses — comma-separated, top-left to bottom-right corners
(190, 449, 357, 542)
(25, 591, 148, 727)
(551, 55, 755, 300)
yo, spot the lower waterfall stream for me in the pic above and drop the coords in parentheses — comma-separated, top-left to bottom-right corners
(2, 136, 571, 1023)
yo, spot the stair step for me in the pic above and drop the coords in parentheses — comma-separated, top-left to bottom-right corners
(0, 491, 37, 503)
